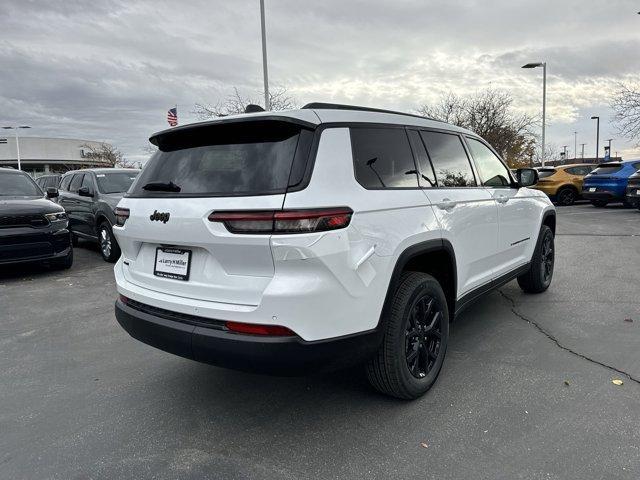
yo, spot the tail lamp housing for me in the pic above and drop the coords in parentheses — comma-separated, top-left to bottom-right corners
(208, 207, 353, 234)
(115, 207, 130, 226)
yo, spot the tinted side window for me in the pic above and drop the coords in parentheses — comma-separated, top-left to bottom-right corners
(351, 128, 418, 188)
(69, 174, 83, 193)
(466, 138, 511, 187)
(81, 174, 94, 191)
(60, 175, 72, 191)
(407, 130, 436, 187)
(420, 131, 476, 187)
(632, 162, 640, 171)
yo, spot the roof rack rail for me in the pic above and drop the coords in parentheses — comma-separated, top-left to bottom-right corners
(302, 102, 439, 122)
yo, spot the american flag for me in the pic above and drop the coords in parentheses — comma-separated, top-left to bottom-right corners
(167, 107, 178, 127)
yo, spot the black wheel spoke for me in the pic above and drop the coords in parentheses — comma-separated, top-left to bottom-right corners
(404, 293, 444, 379)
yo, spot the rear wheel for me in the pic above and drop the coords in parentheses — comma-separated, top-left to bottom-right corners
(591, 200, 608, 207)
(366, 272, 449, 400)
(517, 225, 554, 293)
(556, 186, 577, 206)
(98, 222, 120, 263)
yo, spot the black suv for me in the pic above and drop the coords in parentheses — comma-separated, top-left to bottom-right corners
(0, 168, 73, 268)
(35, 174, 61, 190)
(58, 168, 140, 262)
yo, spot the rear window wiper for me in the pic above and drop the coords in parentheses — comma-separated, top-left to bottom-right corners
(142, 181, 181, 192)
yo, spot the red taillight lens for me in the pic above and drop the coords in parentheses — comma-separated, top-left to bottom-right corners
(225, 321, 296, 336)
(208, 207, 353, 234)
(115, 207, 130, 226)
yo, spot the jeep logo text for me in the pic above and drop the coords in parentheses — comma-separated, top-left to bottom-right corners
(150, 210, 170, 223)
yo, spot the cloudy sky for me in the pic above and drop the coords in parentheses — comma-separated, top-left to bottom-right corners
(2, 0, 639, 163)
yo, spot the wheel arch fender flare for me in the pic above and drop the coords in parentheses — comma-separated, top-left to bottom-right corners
(376, 239, 457, 331)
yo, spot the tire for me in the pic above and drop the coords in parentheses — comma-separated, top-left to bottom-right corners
(517, 225, 554, 293)
(591, 200, 608, 207)
(366, 272, 449, 400)
(555, 186, 577, 206)
(51, 246, 73, 270)
(71, 233, 79, 247)
(98, 222, 121, 263)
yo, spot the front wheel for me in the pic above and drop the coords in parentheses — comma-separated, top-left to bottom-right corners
(517, 225, 554, 293)
(366, 272, 449, 400)
(98, 222, 121, 263)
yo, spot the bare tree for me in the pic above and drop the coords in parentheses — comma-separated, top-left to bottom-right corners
(611, 83, 640, 146)
(417, 88, 537, 168)
(194, 86, 297, 120)
(81, 142, 136, 168)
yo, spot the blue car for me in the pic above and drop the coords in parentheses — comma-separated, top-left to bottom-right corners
(582, 159, 640, 207)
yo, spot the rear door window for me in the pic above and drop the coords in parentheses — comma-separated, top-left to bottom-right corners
(96, 172, 139, 194)
(131, 121, 309, 197)
(407, 130, 436, 187)
(351, 127, 419, 189)
(537, 169, 556, 178)
(60, 175, 72, 191)
(420, 131, 476, 187)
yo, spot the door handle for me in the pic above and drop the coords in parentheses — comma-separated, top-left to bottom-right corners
(437, 198, 456, 211)
(496, 195, 509, 204)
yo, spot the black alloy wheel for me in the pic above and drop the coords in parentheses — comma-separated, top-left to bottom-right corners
(405, 296, 443, 379)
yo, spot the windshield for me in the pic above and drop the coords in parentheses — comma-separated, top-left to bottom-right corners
(96, 172, 139, 194)
(131, 121, 306, 197)
(0, 172, 43, 196)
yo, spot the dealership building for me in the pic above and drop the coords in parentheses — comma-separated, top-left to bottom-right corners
(0, 136, 112, 177)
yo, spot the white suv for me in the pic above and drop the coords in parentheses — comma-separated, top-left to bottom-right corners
(113, 103, 555, 399)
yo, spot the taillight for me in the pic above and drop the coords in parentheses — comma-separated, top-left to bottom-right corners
(115, 207, 130, 226)
(209, 207, 353, 234)
(225, 321, 296, 336)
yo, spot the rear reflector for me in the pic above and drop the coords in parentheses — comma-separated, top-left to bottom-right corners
(225, 321, 296, 336)
(209, 207, 353, 234)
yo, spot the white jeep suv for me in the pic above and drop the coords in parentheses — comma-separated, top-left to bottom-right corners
(113, 103, 555, 399)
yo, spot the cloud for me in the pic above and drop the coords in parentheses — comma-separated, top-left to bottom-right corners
(1, 0, 639, 160)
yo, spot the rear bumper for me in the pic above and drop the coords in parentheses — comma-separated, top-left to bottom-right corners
(581, 190, 620, 201)
(115, 298, 381, 375)
(0, 227, 72, 265)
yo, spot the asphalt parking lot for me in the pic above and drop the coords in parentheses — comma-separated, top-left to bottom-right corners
(1, 204, 639, 480)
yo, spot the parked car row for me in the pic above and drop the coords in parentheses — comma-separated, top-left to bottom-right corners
(0, 167, 140, 269)
(531, 159, 640, 209)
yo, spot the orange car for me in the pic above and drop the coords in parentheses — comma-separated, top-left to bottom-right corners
(533, 164, 596, 205)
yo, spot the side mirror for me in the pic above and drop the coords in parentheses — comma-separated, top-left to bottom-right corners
(516, 168, 538, 187)
(46, 187, 59, 199)
(78, 186, 93, 197)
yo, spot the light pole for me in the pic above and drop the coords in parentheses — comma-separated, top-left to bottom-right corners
(605, 139, 612, 160)
(580, 143, 586, 159)
(1, 125, 31, 170)
(590, 116, 600, 162)
(573, 131, 577, 159)
(259, 0, 270, 110)
(562, 145, 568, 163)
(522, 62, 547, 166)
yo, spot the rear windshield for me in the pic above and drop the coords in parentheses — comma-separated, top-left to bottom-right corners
(96, 172, 139, 194)
(131, 121, 309, 197)
(537, 169, 556, 179)
(591, 164, 622, 175)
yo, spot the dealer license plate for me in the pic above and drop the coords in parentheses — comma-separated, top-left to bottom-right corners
(154, 247, 191, 281)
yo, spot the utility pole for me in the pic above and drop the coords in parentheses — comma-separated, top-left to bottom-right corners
(573, 132, 577, 159)
(259, 0, 270, 110)
(580, 143, 586, 159)
(562, 145, 568, 163)
(591, 116, 600, 162)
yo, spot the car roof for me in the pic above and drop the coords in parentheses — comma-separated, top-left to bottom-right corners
(63, 168, 140, 175)
(149, 103, 476, 145)
(559, 163, 596, 168)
